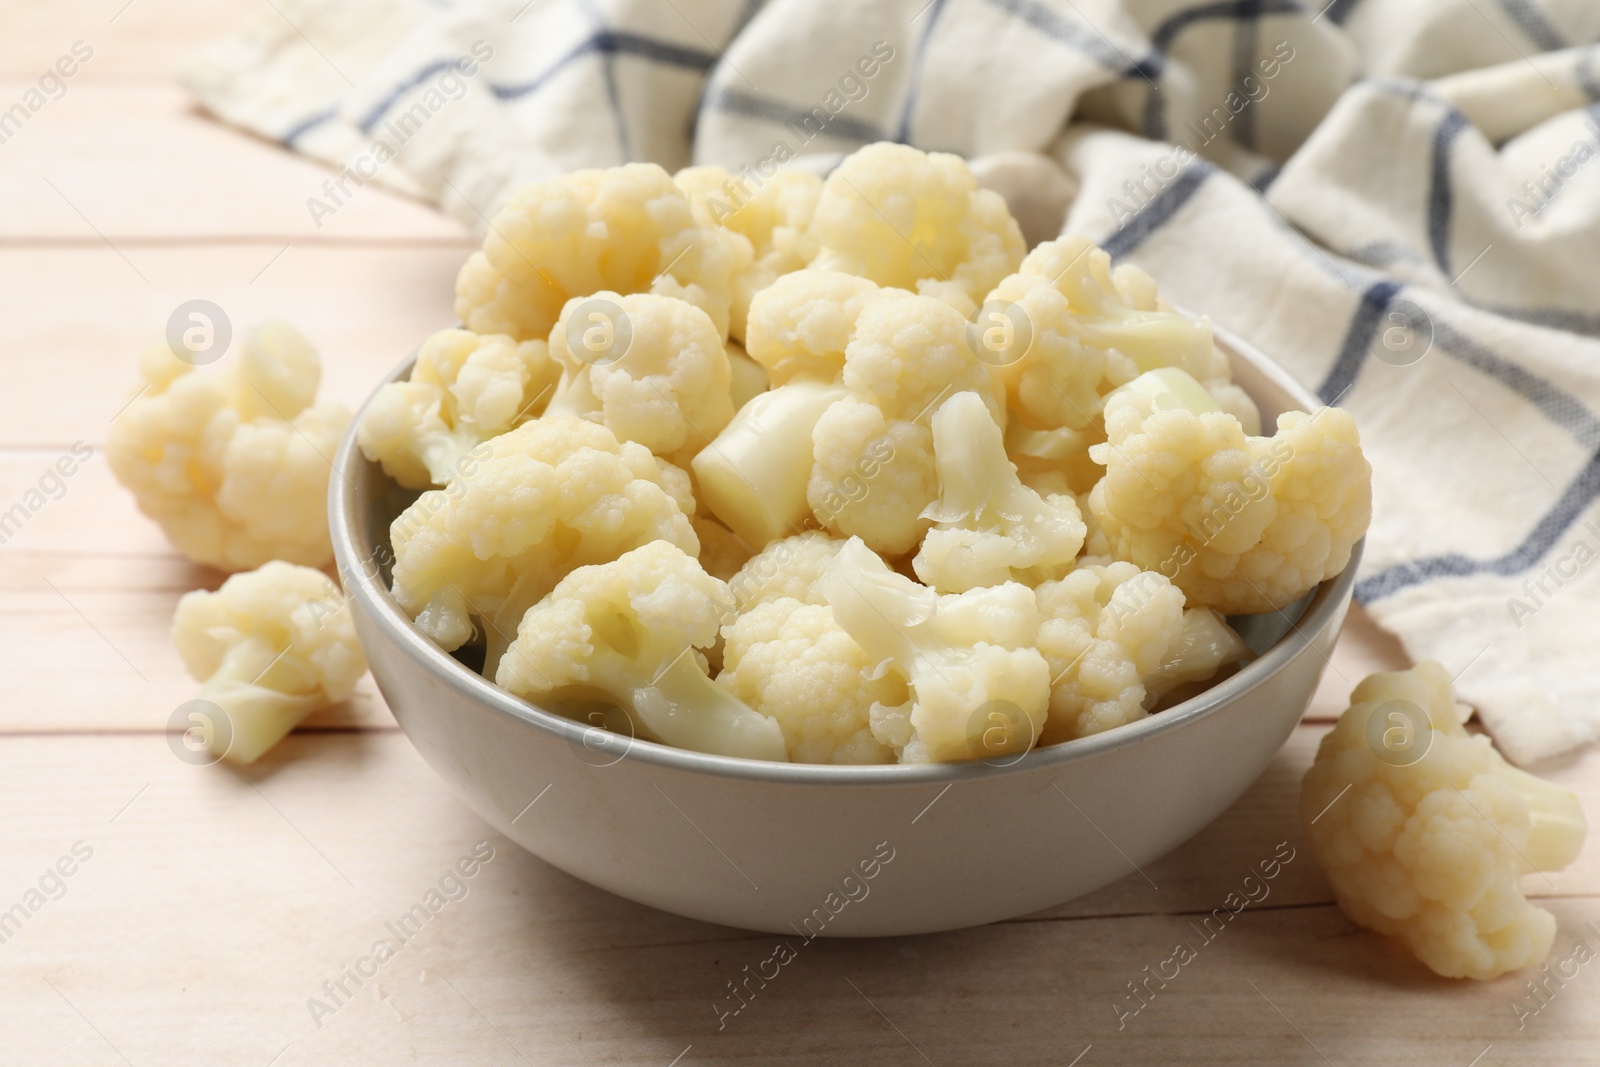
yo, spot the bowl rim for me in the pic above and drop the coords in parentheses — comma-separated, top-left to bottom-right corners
(330, 320, 1361, 787)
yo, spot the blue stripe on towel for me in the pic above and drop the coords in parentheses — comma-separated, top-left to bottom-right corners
(1320, 0, 1365, 24)
(1102, 163, 1215, 260)
(490, 31, 718, 102)
(983, 0, 1163, 78)
(708, 86, 889, 145)
(1493, 0, 1568, 51)
(1315, 279, 1402, 404)
(895, 0, 951, 143)
(1427, 109, 1469, 278)
(1147, 0, 1302, 54)
(1357, 445, 1600, 601)
(282, 106, 338, 147)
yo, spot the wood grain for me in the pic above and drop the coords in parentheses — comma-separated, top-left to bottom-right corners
(2, 7, 1593, 1063)
(0, 732, 1592, 1067)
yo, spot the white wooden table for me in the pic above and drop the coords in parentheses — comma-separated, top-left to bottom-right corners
(2, 4, 1596, 1064)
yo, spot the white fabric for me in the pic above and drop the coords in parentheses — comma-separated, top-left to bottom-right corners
(181, 0, 1600, 765)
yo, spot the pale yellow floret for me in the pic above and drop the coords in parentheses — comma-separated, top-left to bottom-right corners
(819, 537, 1049, 764)
(545, 291, 734, 468)
(724, 530, 848, 609)
(988, 235, 1258, 435)
(1036, 563, 1180, 741)
(386, 416, 696, 670)
(808, 292, 1005, 558)
(1088, 368, 1372, 614)
(913, 391, 1085, 592)
(172, 561, 366, 764)
(810, 142, 1024, 314)
(107, 321, 349, 571)
(357, 328, 559, 488)
(454, 163, 736, 341)
(495, 541, 786, 761)
(1302, 662, 1587, 980)
(676, 165, 822, 342)
(718, 598, 899, 764)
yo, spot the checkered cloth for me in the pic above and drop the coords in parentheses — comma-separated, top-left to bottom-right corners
(182, 0, 1600, 765)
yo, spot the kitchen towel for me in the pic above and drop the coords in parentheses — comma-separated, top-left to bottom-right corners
(181, 0, 1600, 765)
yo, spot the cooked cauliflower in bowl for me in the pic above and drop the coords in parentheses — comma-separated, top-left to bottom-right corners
(349, 141, 1375, 770)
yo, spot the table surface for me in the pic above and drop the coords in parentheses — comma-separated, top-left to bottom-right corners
(2, 4, 1596, 1065)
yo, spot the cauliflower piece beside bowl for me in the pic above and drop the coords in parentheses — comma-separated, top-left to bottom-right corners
(1301, 662, 1587, 980)
(172, 562, 367, 764)
(108, 321, 349, 571)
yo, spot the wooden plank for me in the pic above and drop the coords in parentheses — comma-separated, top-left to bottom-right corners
(0, 731, 1591, 1066)
(0, 83, 470, 241)
(0, 0, 258, 80)
(0, 544, 395, 732)
(0, 245, 464, 449)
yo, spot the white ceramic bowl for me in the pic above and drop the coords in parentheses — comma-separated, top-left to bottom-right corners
(330, 324, 1359, 936)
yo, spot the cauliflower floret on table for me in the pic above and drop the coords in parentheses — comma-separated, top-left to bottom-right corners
(495, 541, 786, 761)
(386, 416, 696, 674)
(692, 270, 887, 548)
(818, 537, 1049, 763)
(454, 163, 736, 341)
(913, 391, 1085, 593)
(357, 328, 560, 489)
(107, 321, 349, 571)
(544, 291, 734, 468)
(808, 292, 1006, 558)
(810, 142, 1024, 315)
(1088, 368, 1372, 614)
(1301, 662, 1587, 980)
(172, 562, 367, 764)
(676, 165, 822, 342)
(988, 235, 1258, 435)
(1035, 563, 1247, 743)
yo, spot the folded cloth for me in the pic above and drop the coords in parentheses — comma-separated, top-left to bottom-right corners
(181, 0, 1600, 765)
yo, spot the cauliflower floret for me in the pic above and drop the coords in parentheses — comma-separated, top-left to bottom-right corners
(107, 321, 350, 571)
(454, 163, 736, 341)
(724, 530, 847, 609)
(1088, 368, 1372, 614)
(808, 292, 1005, 557)
(172, 562, 367, 763)
(691, 270, 887, 547)
(357, 328, 560, 488)
(913, 391, 1085, 592)
(988, 236, 1258, 435)
(718, 599, 899, 764)
(495, 541, 786, 761)
(810, 142, 1024, 314)
(818, 537, 1050, 763)
(387, 416, 696, 674)
(544, 292, 734, 467)
(1035, 563, 1246, 743)
(676, 165, 822, 342)
(1301, 662, 1588, 980)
